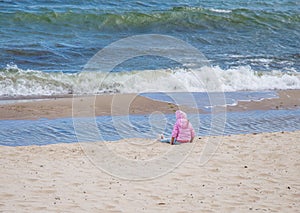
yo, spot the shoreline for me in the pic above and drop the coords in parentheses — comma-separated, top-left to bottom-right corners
(1, 130, 299, 212)
(227, 89, 300, 112)
(0, 89, 299, 120)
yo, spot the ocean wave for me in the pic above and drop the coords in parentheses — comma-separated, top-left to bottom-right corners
(2, 7, 299, 31)
(1, 64, 299, 97)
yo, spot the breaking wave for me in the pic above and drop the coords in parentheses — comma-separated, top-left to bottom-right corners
(1, 64, 299, 97)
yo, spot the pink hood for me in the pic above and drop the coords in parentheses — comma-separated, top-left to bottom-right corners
(175, 110, 189, 128)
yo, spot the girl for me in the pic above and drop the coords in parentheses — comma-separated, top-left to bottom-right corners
(160, 110, 195, 145)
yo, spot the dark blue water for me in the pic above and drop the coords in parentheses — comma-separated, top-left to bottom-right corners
(1, 0, 299, 73)
(0, 109, 299, 146)
(1, 0, 300, 97)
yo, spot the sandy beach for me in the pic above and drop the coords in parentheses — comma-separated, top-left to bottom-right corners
(1, 0, 300, 211)
(0, 90, 299, 212)
(0, 131, 299, 212)
(0, 90, 299, 120)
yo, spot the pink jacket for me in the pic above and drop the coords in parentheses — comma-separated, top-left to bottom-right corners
(172, 110, 195, 142)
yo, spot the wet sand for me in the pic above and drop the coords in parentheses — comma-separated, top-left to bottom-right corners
(0, 90, 299, 120)
(0, 94, 186, 120)
(227, 90, 300, 112)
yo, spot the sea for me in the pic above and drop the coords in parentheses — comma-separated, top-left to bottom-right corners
(0, 0, 299, 146)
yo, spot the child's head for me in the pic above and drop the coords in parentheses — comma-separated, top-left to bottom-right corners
(175, 110, 187, 120)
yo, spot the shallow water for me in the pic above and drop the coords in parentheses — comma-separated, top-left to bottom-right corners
(0, 109, 299, 146)
(141, 91, 278, 110)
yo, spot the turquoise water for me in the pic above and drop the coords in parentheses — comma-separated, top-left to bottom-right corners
(1, 0, 299, 74)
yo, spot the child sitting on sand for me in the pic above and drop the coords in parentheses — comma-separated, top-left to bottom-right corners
(160, 110, 195, 145)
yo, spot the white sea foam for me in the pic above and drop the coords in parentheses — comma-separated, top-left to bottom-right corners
(0, 64, 299, 97)
(208, 8, 232, 13)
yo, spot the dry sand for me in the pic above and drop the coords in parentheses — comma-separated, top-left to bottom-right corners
(1, 131, 299, 212)
(0, 89, 299, 120)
